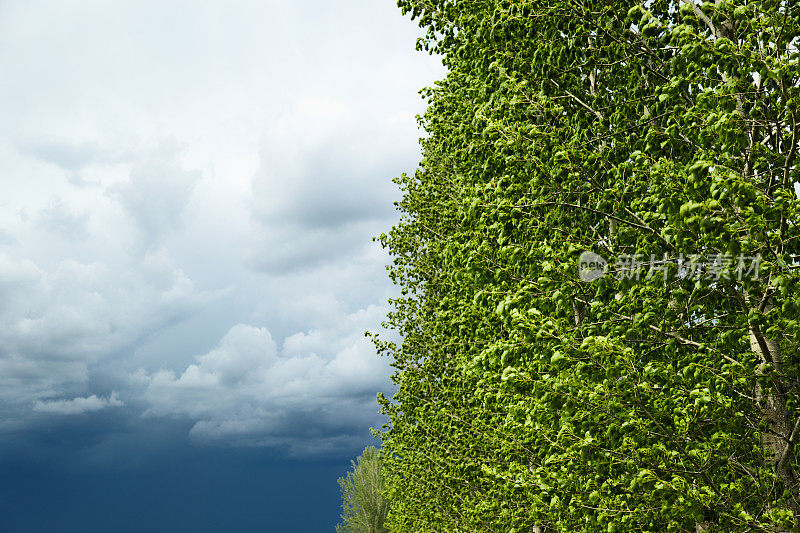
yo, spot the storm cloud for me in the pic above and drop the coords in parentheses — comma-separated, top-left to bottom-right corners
(0, 0, 442, 462)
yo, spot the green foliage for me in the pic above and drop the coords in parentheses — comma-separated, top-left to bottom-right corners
(376, 0, 800, 531)
(336, 447, 390, 533)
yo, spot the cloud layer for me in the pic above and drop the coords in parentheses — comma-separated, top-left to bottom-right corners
(136, 306, 393, 454)
(0, 0, 442, 457)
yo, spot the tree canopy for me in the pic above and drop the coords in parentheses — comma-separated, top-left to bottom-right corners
(376, 0, 800, 530)
(336, 446, 390, 533)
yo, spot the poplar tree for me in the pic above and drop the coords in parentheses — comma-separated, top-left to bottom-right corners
(376, 0, 800, 531)
(336, 447, 390, 533)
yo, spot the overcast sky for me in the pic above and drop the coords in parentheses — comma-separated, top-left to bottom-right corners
(0, 1, 443, 530)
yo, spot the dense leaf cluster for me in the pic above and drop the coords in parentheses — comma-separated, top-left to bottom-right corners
(376, 0, 800, 531)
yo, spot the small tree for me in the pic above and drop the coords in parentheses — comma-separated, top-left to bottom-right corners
(336, 447, 389, 533)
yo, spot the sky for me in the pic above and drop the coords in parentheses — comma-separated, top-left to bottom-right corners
(0, 1, 444, 531)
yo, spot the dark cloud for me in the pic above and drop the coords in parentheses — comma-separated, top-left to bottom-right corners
(0, 0, 440, 478)
(33, 392, 124, 415)
(0, 251, 207, 409)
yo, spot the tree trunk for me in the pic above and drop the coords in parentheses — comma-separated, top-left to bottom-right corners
(749, 305, 800, 531)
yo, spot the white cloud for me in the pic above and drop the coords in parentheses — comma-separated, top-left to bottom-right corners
(0, 249, 207, 407)
(33, 392, 124, 415)
(136, 305, 393, 453)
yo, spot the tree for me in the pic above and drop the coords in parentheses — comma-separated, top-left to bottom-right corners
(376, 0, 800, 531)
(336, 447, 390, 533)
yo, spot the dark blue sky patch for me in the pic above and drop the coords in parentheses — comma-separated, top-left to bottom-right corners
(0, 426, 380, 533)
